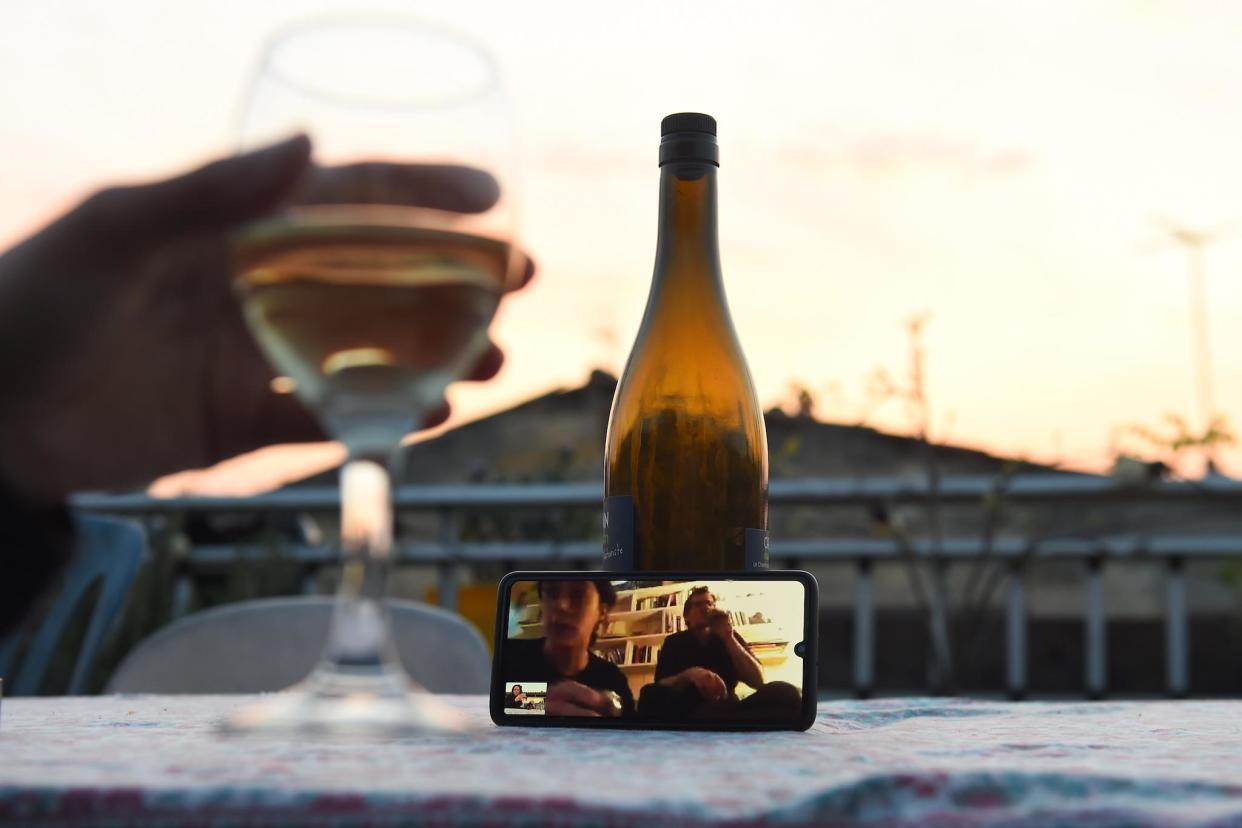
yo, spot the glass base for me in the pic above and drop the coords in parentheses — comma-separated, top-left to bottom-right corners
(219, 661, 474, 738)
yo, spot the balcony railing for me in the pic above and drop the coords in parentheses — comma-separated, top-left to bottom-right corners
(73, 474, 1242, 700)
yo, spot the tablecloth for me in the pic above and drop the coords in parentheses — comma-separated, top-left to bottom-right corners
(3, 695, 1242, 827)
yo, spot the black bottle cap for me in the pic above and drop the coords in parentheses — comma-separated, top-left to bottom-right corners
(659, 112, 719, 167)
(661, 112, 716, 137)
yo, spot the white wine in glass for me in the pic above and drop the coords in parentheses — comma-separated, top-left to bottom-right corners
(222, 17, 521, 736)
(236, 209, 510, 453)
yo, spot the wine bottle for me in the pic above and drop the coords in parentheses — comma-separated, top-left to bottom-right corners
(603, 113, 769, 571)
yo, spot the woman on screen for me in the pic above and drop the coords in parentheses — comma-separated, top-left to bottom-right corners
(501, 580, 635, 717)
(505, 684, 528, 709)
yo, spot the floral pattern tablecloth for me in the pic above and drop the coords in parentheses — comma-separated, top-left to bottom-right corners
(2, 695, 1242, 827)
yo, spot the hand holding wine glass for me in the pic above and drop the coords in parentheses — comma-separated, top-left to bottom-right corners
(0, 138, 532, 507)
(0, 121, 533, 645)
(0, 16, 528, 726)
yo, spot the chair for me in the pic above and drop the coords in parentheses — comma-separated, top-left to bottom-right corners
(105, 596, 491, 694)
(0, 514, 147, 695)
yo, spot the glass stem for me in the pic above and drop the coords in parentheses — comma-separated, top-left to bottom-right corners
(320, 455, 400, 672)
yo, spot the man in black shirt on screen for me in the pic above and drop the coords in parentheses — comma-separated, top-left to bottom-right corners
(638, 586, 801, 722)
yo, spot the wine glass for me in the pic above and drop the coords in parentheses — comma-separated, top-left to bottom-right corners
(221, 15, 521, 735)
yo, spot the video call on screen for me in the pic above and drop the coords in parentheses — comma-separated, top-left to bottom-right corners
(500, 578, 806, 724)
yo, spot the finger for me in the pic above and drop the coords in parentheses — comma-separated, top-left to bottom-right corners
(511, 251, 537, 291)
(78, 135, 312, 248)
(565, 704, 603, 717)
(422, 401, 452, 430)
(209, 304, 328, 459)
(464, 342, 504, 382)
(547, 682, 590, 704)
(548, 681, 605, 708)
(415, 342, 503, 431)
(549, 703, 601, 718)
(295, 163, 500, 214)
(250, 384, 328, 447)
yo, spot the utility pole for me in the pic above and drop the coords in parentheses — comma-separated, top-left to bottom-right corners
(1163, 223, 1219, 474)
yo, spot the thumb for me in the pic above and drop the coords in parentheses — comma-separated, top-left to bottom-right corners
(80, 134, 312, 248)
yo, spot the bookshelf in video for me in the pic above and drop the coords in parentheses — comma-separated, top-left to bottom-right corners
(509, 580, 803, 700)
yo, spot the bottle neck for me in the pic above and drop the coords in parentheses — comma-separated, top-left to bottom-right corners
(653, 161, 722, 293)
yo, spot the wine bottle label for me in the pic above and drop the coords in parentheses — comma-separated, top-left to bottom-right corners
(604, 496, 770, 571)
(745, 528, 770, 570)
(603, 495, 635, 571)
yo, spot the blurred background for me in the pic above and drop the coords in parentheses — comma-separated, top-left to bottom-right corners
(3, 0, 1241, 699)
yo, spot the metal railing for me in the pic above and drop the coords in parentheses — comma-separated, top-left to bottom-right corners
(73, 474, 1242, 699)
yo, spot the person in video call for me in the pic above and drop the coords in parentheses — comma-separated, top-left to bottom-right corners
(505, 684, 528, 709)
(501, 580, 635, 718)
(638, 586, 801, 721)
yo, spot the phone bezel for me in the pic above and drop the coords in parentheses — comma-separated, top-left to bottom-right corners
(490, 570, 818, 731)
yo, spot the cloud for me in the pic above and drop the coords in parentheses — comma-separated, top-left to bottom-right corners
(776, 131, 1033, 177)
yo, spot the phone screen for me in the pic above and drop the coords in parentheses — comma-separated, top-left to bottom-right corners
(493, 572, 816, 730)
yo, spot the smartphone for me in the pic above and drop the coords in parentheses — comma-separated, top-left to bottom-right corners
(491, 570, 817, 731)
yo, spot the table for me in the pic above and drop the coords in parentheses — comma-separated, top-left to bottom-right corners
(2, 695, 1242, 827)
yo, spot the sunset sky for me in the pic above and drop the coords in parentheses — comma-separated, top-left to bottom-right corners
(4, 0, 1241, 492)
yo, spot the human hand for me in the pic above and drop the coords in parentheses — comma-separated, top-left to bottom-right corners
(0, 135, 535, 500)
(545, 681, 623, 717)
(684, 667, 727, 701)
(707, 608, 733, 640)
